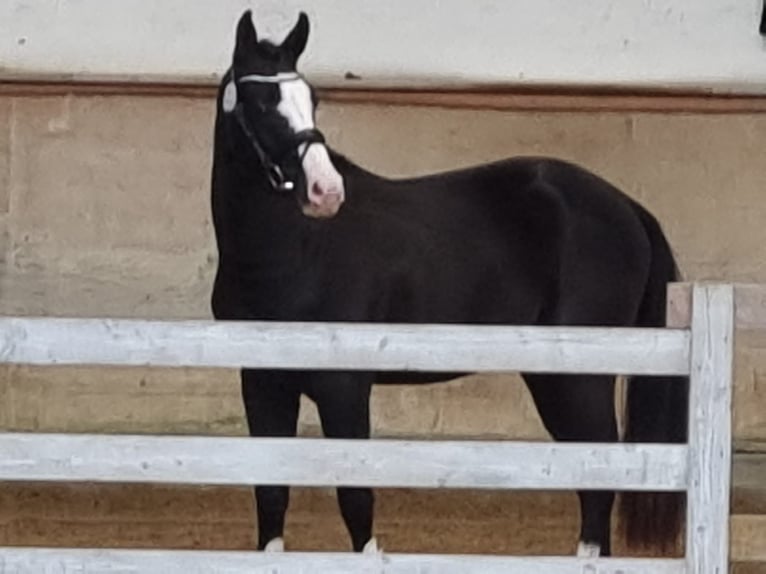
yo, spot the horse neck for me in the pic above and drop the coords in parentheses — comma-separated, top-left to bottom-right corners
(212, 146, 308, 275)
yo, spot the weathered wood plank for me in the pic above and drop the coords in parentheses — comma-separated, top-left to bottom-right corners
(0, 547, 687, 574)
(667, 283, 766, 330)
(686, 284, 735, 574)
(0, 433, 688, 491)
(0, 317, 691, 375)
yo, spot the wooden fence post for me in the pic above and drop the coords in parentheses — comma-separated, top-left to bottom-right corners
(687, 283, 735, 573)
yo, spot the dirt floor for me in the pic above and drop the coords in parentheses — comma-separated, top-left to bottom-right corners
(0, 485, 582, 554)
(1, 482, 761, 571)
(2, 483, 764, 572)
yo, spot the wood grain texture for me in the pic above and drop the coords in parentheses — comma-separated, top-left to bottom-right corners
(0, 547, 686, 574)
(0, 433, 687, 491)
(668, 283, 766, 330)
(686, 284, 735, 574)
(0, 285, 743, 569)
(0, 317, 691, 375)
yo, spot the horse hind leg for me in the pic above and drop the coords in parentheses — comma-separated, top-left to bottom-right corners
(522, 373, 618, 557)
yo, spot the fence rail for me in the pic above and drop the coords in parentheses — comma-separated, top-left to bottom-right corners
(0, 548, 687, 574)
(0, 283, 739, 574)
(0, 317, 691, 375)
(0, 433, 688, 491)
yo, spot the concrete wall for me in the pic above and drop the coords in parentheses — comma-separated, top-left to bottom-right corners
(3, 0, 766, 93)
(1, 90, 765, 444)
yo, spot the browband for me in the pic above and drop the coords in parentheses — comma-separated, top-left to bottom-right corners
(222, 71, 301, 113)
(239, 72, 302, 84)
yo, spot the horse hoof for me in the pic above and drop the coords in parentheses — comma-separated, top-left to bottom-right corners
(576, 541, 601, 558)
(363, 537, 382, 556)
(264, 537, 285, 552)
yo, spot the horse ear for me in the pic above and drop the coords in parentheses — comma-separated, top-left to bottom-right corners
(282, 12, 310, 63)
(234, 10, 258, 58)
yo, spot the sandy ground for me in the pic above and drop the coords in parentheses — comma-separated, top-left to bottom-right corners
(0, 484, 580, 554)
(0, 481, 762, 572)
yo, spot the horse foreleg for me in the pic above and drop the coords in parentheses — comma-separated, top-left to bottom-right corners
(241, 369, 302, 551)
(577, 541, 602, 557)
(312, 373, 377, 553)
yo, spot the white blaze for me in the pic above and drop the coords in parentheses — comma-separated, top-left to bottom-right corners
(276, 78, 344, 218)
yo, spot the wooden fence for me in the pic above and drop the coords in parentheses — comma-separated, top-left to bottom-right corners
(0, 283, 749, 573)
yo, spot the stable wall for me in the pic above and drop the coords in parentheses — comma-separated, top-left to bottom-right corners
(1, 88, 765, 567)
(1, 89, 766, 443)
(3, 0, 766, 92)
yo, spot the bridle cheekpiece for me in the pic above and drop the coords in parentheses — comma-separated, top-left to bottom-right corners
(223, 71, 326, 192)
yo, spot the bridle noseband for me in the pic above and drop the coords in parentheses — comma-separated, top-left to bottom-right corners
(224, 71, 326, 192)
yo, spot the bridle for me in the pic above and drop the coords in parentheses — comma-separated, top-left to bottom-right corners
(223, 71, 326, 192)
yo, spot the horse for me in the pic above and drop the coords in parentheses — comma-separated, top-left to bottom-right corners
(209, 10, 688, 558)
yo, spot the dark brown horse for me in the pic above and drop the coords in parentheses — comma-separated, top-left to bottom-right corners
(210, 10, 687, 557)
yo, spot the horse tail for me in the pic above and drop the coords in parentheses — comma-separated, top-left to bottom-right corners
(618, 202, 688, 553)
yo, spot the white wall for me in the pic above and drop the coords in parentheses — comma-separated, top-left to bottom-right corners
(1, 0, 766, 94)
